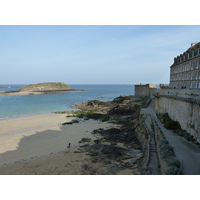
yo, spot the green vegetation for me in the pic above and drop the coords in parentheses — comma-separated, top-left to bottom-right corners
(157, 112, 200, 146)
(158, 138, 181, 174)
(157, 113, 181, 130)
(134, 96, 149, 102)
(166, 165, 180, 175)
(71, 109, 99, 118)
(175, 130, 200, 147)
(68, 109, 112, 122)
(152, 119, 181, 175)
(159, 139, 174, 159)
(19, 82, 72, 92)
(176, 130, 195, 141)
(167, 157, 180, 168)
(166, 157, 181, 175)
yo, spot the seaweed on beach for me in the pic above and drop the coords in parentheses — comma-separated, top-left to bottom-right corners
(62, 119, 79, 125)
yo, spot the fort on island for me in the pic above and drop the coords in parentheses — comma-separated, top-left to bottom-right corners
(135, 42, 200, 143)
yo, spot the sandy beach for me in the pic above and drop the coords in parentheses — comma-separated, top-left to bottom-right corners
(0, 91, 45, 96)
(0, 114, 120, 174)
(0, 95, 145, 175)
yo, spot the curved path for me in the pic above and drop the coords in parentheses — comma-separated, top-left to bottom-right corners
(141, 100, 200, 175)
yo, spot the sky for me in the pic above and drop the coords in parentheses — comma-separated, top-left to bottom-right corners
(1, 25, 200, 85)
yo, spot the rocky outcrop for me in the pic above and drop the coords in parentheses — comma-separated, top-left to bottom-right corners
(112, 95, 134, 103)
(0, 82, 84, 96)
(71, 95, 140, 115)
(70, 95, 149, 174)
(18, 82, 71, 92)
(109, 103, 140, 116)
(71, 100, 114, 112)
(19, 82, 72, 92)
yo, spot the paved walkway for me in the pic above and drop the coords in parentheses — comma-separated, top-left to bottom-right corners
(141, 100, 200, 175)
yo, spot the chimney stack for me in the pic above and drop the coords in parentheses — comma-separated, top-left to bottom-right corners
(191, 42, 197, 47)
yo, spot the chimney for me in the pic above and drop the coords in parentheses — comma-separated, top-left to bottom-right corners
(191, 42, 197, 47)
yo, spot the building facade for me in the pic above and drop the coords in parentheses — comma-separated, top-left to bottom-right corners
(170, 42, 200, 89)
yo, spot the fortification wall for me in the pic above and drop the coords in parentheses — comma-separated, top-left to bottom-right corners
(135, 85, 150, 96)
(154, 89, 200, 142)
(135, 84, 157, 97)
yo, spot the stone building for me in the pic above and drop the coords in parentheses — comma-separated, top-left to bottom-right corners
(134, 83, 157, 97)
(170, 42, 200, 89)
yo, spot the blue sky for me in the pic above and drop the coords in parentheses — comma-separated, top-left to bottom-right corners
(1, 25, 200, 84)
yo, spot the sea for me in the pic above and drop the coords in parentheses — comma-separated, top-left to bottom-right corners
(0, 84, 135, 120)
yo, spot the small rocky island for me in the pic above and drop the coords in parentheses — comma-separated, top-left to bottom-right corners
(0, 82, 84, 96)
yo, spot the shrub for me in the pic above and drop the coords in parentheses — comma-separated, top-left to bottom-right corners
(166, 166, 179, 175)
(158, 113, 181, 131)
(159, 139, 169, 146)
(167, 157, 180, 168)
(164, 120, 181, 130)
(160, 144, 173, 152)
(177, 131, 195, 142)
(160, 149, 172, 159)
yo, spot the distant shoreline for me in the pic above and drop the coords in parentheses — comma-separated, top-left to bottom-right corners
(0, 89, 85, 96)
(0, 82, 85, 96)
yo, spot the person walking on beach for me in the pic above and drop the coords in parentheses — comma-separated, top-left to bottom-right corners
(67, 143, 71, 148)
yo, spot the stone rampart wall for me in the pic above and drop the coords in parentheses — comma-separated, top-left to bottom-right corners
(154, 89, 200, 142)
(135, 85, 150, 96)
(135, 84, 157, 97)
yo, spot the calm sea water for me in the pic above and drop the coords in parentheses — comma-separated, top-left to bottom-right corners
(0, 84, 134, 120)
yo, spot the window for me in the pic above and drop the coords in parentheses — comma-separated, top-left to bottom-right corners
(192, 62, 194, 70)
(195, 49, 198, 56)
